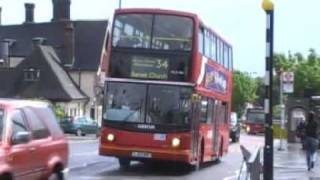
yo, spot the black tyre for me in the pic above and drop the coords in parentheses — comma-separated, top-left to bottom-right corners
(76, 129, 82, 136)
(231, 134, 240, 142)
(118, 158, 130, 169)
(48, 169, 64, 180)
(0, 173, 12, 180)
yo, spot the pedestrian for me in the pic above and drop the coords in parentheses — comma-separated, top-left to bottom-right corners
(304, 111, 319, 171)
(296, 117, 306, 149)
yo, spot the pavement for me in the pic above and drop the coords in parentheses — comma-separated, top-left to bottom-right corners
(274, 139, 320, 180)
(65, 133, 320, 180)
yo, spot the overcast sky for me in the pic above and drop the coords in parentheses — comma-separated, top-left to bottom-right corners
(1, 0, 320, 76)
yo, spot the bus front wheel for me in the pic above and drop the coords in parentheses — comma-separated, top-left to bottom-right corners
(118, 158, 130, 169)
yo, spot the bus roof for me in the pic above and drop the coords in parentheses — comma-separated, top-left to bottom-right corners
(114, 8, 232, 47)
(115, 8, 198, 19)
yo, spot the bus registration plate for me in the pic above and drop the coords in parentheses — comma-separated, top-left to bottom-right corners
(153, 134, 166, 141)
(132, 152, 152, 158)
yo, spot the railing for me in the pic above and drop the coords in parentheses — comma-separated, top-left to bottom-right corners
(238, 145, 262, 180)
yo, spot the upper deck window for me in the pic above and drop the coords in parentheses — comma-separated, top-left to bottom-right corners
(112, 13, 193, 51)
(112, 14, 152, 48)
(152, 15, 193, 51)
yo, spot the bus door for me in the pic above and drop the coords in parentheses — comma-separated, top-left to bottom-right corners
(212, 100, 220, 155)
(191, 95, 201, 161)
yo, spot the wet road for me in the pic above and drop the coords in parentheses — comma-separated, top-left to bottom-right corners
(67, 134, 264, 180)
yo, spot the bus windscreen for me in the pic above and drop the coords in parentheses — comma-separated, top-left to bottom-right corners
(104, 82, 192, 126)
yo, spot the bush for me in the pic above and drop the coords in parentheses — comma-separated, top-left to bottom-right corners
(53, 105, 66, 120)
(273, 123, 287, 139)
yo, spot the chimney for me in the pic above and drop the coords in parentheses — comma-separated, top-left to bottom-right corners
(52, 0, 71, 22)
(0, 41, 9, 67)
(63, 22, 75, 67)
(24, 3, 35, 24)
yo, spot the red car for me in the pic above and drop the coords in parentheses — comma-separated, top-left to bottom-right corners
(0, 99, 68, 180)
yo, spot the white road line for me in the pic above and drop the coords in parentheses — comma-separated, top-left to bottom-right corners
(68, 139, 98, 144)
(70, 150, 98, 157)
(223, 170, 241, 180)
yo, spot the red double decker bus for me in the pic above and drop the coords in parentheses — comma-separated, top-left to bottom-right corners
(99, 8, 233, 169)
(245, 107, 265, 134)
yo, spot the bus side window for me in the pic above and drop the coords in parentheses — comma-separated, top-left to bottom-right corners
(229, 47, 233, 70)
(211, 34, 217, 62)
(207, 99, 214, 124)
(200, 97, 208, 123)
(222, 102, 228, 124)
(224, 44, 229, 69)
(219, 40, 224, 67)
(216, 39, 221, 65)
(204, 30, 210, 58)
(198, 28, 204, 54)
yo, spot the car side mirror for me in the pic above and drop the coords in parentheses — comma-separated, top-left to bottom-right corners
(12, 131, 32, 145)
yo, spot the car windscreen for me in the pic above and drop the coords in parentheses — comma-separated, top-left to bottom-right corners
(0, 109, 3, 141)
(104, 82, 192, 126)
(247, 112, 265, 123)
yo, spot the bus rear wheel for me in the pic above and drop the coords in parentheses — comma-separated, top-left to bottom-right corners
(118, 158, 130, 169)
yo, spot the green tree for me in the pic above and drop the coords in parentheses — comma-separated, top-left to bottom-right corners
(232, 70, 258, 115)
(53, 104, 66, 120)
(272, 49, 320, 97)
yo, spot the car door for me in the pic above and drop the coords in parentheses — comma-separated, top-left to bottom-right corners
(75, 117, 86, 134)
(86, 118, 97, 134)
(59, 119, 72, 133)
(8, 109, 39, 180)
(23, 107, 51, 178)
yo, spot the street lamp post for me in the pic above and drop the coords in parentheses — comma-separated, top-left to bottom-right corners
(278, 71, 285, 151)
(262, 0, 274, 180)
(119, 0, 122, 9)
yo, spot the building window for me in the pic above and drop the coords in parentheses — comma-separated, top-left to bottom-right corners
(24, 68, 40, 81)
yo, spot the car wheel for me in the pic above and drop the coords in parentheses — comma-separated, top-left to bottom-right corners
(76, 129, 82, 136)
(118, 158, 130, 169)
(231, 135, 237, 143)
(48, 169, 64, 180)
(232, 133, 240, 142)
(0, 173, 12, 180)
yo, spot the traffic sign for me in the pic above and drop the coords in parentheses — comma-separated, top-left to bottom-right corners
(282, 72, 294, 83)
(283, 82, 294, 93)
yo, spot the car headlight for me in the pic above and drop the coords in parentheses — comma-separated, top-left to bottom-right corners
(172, 137, 181, 147)
(246, 126, 250, 132)
(107, 134, 115, 142)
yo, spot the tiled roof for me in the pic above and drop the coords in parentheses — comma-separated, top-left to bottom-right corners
(0, 20, 108, 70)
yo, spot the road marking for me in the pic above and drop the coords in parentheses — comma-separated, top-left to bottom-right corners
(68, 139, 98, 144)
(223, 170, 241, 180)
(70, 150, 98, 157)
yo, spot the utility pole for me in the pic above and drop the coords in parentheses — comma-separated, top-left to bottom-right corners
(262, 0, 274, 180)
(278, 71, 285, 151)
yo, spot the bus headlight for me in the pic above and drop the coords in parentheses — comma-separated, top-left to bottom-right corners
(246, 126, 250, 133)
(172, 137, 181, 147)
(107, 134, 115, 142)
